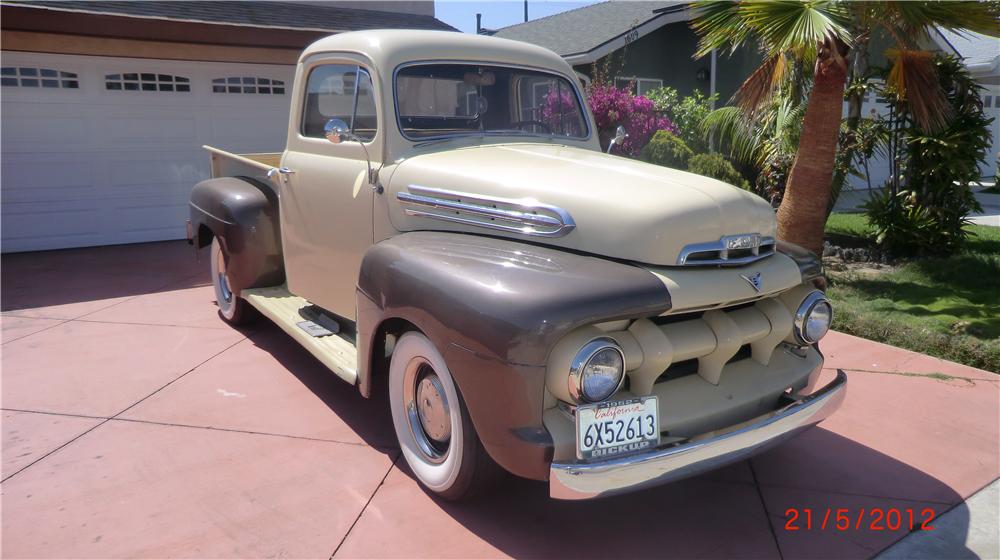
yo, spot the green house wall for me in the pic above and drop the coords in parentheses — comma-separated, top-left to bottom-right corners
(573, 21, 761, 104)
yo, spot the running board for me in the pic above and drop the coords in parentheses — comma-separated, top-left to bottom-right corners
(242, 285, 358, 385)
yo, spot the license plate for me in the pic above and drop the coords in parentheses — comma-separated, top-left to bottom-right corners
(576, 396, 659, 460)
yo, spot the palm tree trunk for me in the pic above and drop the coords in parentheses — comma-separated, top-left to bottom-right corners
(776, 39, 849, 255)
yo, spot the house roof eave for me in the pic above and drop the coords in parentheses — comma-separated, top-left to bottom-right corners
(563, 7, 693, 67)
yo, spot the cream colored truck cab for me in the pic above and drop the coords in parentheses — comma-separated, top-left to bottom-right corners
(189, 30, 846, 501)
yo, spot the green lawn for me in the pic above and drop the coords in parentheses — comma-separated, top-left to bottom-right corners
(824, 213, 999, 372)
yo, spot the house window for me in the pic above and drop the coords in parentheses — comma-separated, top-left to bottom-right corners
(301, 64, 377, 141)
(2, 67, 78, 88)
(212, 77, 285, 94)
(615, 77, 663, 96)
(105, 73, 190, 92)
(985, 95, 992, 108)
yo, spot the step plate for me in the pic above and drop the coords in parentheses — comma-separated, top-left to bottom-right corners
(242, 285, 358, 384)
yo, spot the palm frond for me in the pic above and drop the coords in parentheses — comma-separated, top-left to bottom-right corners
(774, 98, 808, 155)
(893, 1, 1000, 38)
(738, 0, 852, 55)
(886, 49, 952, 132)
(733, 54, 787, 114)
(691, 1, 753, 58)
(701, 106, 769, 166)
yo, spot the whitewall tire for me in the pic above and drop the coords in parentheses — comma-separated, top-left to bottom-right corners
(388, 331, 500, 500)
(210, 237, 253, 325)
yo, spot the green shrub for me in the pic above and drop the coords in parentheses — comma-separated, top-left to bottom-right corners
(687, 152, 751, 189)
(863, 55, 989, 256)
(640, 130, 693, 169)
(644, 87, 717, 154)
(862, 184, 978, 257)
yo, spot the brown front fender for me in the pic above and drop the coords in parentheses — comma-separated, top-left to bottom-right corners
(356, 232, 672, 480)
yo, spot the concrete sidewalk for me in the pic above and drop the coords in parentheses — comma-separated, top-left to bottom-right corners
(2, 241, 998, 559)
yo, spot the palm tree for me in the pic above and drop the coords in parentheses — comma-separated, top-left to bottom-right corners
(691, 0, 999, 255)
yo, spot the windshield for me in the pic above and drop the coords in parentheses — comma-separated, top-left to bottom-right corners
(395, 63, 589, 140)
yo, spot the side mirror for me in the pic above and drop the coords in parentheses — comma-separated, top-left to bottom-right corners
(606, 125, 629, 154)
(322, 118, 378, 189)
(324, 118, 352, 144)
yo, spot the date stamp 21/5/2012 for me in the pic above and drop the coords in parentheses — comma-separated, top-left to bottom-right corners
(784, 508, 936, 532)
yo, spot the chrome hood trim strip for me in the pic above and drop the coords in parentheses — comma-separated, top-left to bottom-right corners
(397, 185, 576, 238)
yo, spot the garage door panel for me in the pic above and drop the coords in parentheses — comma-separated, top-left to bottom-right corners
(2, 52, 293, 252)
(108, 156, 208, 190)
(1, 113, 92, 152)
(111, 197, 189, 239)
(209, 116, 288, 152)
(1, 157, 96, 202)
(107, 115, 198, 146)
(1, 202, 103, 250)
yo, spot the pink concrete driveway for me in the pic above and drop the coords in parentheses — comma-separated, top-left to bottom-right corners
(2, 241, 997, 559)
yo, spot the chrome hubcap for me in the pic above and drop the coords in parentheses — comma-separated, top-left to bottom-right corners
(416, 375, 451, 442)
(404, 360, 451, 463)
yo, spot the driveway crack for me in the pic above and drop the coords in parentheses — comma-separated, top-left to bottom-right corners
(330, 451, 400, 559)
(749, 460, 784, 560)
(831, 367, 993, 385)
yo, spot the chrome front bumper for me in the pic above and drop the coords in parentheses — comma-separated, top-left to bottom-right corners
(549, 369, 847, 500)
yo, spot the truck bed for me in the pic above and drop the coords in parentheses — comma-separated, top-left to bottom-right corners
(204, 145, 281, 179)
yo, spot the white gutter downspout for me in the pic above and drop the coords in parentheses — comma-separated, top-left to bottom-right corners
(709, 49, 717, 151)
(709, 48, 717, 109)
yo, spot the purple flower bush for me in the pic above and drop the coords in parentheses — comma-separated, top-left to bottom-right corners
(586, 84, 676, 157)
(542, 89, 583, 136)
(541, 89, 584, 137)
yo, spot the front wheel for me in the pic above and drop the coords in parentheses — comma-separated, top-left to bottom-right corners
(210, 237, 253, 325)
(388, 332, 500, 500)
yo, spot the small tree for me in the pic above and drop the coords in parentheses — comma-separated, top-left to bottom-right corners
(863, 55, 991, 255)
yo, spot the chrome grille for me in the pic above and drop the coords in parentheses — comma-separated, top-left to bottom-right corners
(676, 234, 775, 266)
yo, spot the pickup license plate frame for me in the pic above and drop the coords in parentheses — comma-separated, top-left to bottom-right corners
(575, 396, 659, 461)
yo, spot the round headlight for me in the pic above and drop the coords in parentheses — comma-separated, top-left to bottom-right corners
(569, 338, 625, 403)
(794, 291, 833, 345)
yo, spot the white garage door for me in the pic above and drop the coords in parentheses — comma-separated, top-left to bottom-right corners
(1, 52, 295, 252)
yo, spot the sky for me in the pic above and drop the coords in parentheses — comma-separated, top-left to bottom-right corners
(434, 1, 599, 34)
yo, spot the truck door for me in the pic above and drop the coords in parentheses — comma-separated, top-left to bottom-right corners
(279, 57, 380, 319)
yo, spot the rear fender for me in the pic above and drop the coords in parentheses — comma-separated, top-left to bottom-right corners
(189, 176, 284, 292)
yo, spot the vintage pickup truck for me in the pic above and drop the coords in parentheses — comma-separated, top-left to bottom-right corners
(188, 30, 846, 500)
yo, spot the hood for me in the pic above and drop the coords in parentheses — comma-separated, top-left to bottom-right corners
(386, 143, 776, 267)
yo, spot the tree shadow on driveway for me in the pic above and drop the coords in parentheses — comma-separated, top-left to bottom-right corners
(239, 324, 973, 559)
(392, 429, 971, 559)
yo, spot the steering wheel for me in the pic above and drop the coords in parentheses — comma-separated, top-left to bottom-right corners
(511, 120, 552, 133)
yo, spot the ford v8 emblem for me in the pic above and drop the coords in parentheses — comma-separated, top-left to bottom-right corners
(740, 271, 763, 293)
(724, 233, 762, 250)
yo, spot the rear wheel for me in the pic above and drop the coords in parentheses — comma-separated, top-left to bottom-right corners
(210, 237, 253, 325)
(388, 331, 500, 500)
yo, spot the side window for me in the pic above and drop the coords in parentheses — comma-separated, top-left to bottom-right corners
(301, 64, 377, 141)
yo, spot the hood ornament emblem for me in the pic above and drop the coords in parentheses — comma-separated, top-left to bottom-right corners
(740, 271, 763, 293)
